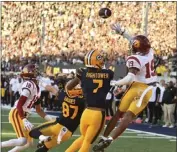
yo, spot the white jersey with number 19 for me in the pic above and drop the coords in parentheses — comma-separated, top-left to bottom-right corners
(126, 49, 157, 84)
(14, 80, 41, 113)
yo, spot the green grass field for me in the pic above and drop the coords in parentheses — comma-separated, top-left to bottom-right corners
(1, 108, 176, 152)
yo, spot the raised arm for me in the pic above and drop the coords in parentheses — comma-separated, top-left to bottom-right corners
(111, 23, 132, 41)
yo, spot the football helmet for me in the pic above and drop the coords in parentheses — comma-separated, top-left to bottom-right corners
(20, 64, 38, 80)
(84, 50, 104, 69)
(130, 35, 151, 54)
(65, 82, 83, 98)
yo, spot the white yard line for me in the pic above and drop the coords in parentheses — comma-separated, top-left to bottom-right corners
(169, 140, 176, 142)
(127, 128, 176, 139)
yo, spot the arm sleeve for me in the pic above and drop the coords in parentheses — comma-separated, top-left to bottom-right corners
(114, 73, 135, 86)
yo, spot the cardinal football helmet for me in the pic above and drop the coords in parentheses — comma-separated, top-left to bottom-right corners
(130, 35, 151, 55)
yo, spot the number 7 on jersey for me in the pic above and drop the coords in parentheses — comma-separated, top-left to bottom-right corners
(93, 79, 103, 93)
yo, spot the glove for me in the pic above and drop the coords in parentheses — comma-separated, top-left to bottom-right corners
(111, 23, 125, 35)
(110, 80, 118, 86)
(22, 118, 34, 131)
(44, 115, 55, 121)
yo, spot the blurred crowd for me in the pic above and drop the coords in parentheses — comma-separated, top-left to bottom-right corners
(1, 2, 176, 69)
(1, 2, 177, 128)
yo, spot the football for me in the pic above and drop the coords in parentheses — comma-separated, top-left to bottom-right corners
(98, 8, 112, 19)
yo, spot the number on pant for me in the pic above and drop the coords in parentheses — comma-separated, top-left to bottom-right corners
(93, 79, 103, 93)
(62, 102, 78, 119)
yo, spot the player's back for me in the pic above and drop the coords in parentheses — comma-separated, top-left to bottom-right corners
(14, 80, 41, 113)
(57, 90, 85, 132)
(126, 49, 157, 84)
(78, 68, 114, 109)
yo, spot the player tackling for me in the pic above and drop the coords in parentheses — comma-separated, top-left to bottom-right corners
(93, 23, 157, 151)
(1, 64, 53, 152)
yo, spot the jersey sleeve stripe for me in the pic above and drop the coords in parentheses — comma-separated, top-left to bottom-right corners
(127, 56, 141, 66)
(22, 88, 31, 95)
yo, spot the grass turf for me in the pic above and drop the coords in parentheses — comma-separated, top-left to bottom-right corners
(1, 109, 176, 152)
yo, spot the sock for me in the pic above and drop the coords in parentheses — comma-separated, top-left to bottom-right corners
(1, 138, 26, 148)
(8, 142, 33, 152)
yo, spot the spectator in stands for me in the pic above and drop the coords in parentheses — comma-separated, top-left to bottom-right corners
(1, 75, 6, 104)
(9, 74, 18, 107)
(162, 81, 177, 128)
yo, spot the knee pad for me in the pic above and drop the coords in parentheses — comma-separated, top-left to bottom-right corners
(18, 137, 27, 146)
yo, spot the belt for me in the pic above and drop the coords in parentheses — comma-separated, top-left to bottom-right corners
(87, 107, 105, 111)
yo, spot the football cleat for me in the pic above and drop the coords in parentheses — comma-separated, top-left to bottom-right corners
(92, 136, 113, 151)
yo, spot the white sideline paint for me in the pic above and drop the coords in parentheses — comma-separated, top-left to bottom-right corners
(1, 133, 173, 139)
(127, 128, 176, 139)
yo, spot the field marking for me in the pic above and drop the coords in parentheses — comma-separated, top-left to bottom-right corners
(1, 132, 172, 139)
(170, 140, 176, 142)
(127, 128, 176, 139)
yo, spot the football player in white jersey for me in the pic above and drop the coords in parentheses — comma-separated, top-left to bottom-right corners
(93, 24, 157, 151)
(1, 64, 53, 152)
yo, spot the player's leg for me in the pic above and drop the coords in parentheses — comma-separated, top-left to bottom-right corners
(30, 121, 72, 151)
(2, 109, 27, 148)
(93, 83, 152, 151)
(29, 120, 57, 141)
(111, 89, 152, 139)
(103, 82, 135, 137)
(8, 141, 33, 152)
(79, 109, 105, 152)
(65, 110, 88, 152)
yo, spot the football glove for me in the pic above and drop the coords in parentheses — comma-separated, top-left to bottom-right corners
(111, 23, 125, 35)
(22, 118, 34, 131)
(110, 80, 118, 86)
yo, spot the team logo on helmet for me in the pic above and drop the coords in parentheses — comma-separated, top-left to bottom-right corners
(133, 40, 140, 48)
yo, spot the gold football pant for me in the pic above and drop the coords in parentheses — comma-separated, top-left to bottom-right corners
(34, 120, 72, 149)
(66, 108, 105, 152)
(9, 108, 33, 142)
(119, 82, 152, 116)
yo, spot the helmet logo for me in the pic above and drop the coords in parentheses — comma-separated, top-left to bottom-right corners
(133, 40, 140, 48)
